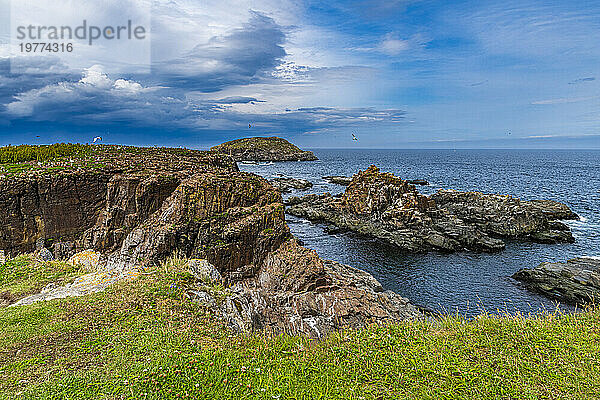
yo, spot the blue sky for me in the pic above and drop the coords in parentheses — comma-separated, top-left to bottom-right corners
(1, 0, 599, 148)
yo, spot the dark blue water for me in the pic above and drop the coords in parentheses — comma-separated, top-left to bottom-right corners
(239, 149, 600, 316)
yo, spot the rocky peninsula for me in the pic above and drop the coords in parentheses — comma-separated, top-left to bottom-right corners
(210, 136, 318, 162)
(0, 144, 418, 337)
(287, 165, 577, 253)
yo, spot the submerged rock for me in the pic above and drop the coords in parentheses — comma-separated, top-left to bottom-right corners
(323, 176, 353, 186)
(513, 258, 600, 305)
(211, 137, 318, 162)
(406, 179, 429, 186)
(268, 177, 313, 193)
(288, 165, 576, 253)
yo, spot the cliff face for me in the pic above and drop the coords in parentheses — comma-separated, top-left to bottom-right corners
(105, 171, 290, 279)
(0, 173, 110, 257)
(211, 137, 318, 161)
(0, 146, 238, 258)
(3, 146, 420, 335)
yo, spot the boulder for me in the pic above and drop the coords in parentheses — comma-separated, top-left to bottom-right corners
(513, 258, 600, 304)
(188, 259, 222, 284)
(68, 250, 103, 271)
(35, 247, 54, 262)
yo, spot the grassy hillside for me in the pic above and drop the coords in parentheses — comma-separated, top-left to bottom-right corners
(0, 256, 599, 399)
(211, 137, 304, 152)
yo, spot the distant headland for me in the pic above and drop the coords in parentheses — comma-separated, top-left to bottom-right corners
(210, 136, 318, 162)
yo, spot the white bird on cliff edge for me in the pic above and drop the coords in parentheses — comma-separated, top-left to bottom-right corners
(352, 132, 358, 141)
(93, 136, 102, 143)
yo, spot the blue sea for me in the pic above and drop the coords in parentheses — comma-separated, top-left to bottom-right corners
(239, 149, 600, 316)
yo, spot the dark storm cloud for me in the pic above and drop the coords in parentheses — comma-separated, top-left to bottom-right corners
(152, 11, 286, 92)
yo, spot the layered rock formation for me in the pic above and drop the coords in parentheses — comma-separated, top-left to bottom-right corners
(288, 165, 577, 253)
(211, 137, 318, 162)
(513, 258, 600, 305)
(0, 146, 237, 257)
(2, 146, 420, 336)
(188, 240, 420, 337)
(323, 175, 428, 186)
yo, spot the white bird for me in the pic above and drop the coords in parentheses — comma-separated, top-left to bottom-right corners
(352, 132, 358, 141)
(93, 136, 102, 143)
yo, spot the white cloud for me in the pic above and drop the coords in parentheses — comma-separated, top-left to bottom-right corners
(531, 96, 597, 105)
(379, 34, 410, 55)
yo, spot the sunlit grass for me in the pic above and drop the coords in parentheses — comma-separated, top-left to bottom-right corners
(0, 255, 82, 305)
(0, 256, 598, 399)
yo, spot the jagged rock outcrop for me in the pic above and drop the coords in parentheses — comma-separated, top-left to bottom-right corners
(188, 240, 421, 337)
(513, 258, 600, 304)
(323, 175, 428, 186)
(268, 177, 313, 193)
(211, 137, 318, 162)
(103, 171, 290, 279)
(288, 165, 576, 253)
(5, 146, 423, 334)
(431, 190, 577, 244)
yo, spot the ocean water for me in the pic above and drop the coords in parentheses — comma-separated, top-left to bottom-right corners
(239, 149, 600, 316)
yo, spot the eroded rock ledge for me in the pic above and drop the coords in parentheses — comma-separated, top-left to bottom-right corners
(2, 146, 419, 337)
(513, 258, 600, 305)
(211, 136, 318, 162)
(287, 165, 577, 253)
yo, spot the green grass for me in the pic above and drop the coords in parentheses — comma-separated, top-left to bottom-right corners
(0, 255, 82, 305)
(0, 144, 92, 164)
(0, 256, 599, 399)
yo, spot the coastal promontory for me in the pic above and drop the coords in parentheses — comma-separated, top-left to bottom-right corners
(0, 144, 418, 337)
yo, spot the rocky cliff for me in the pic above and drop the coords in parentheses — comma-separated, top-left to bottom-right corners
(0, 146, 237, 257)
(211, 137, 318, 161)
(1, 145, 420, 336)
(287, 165, 577, 253)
